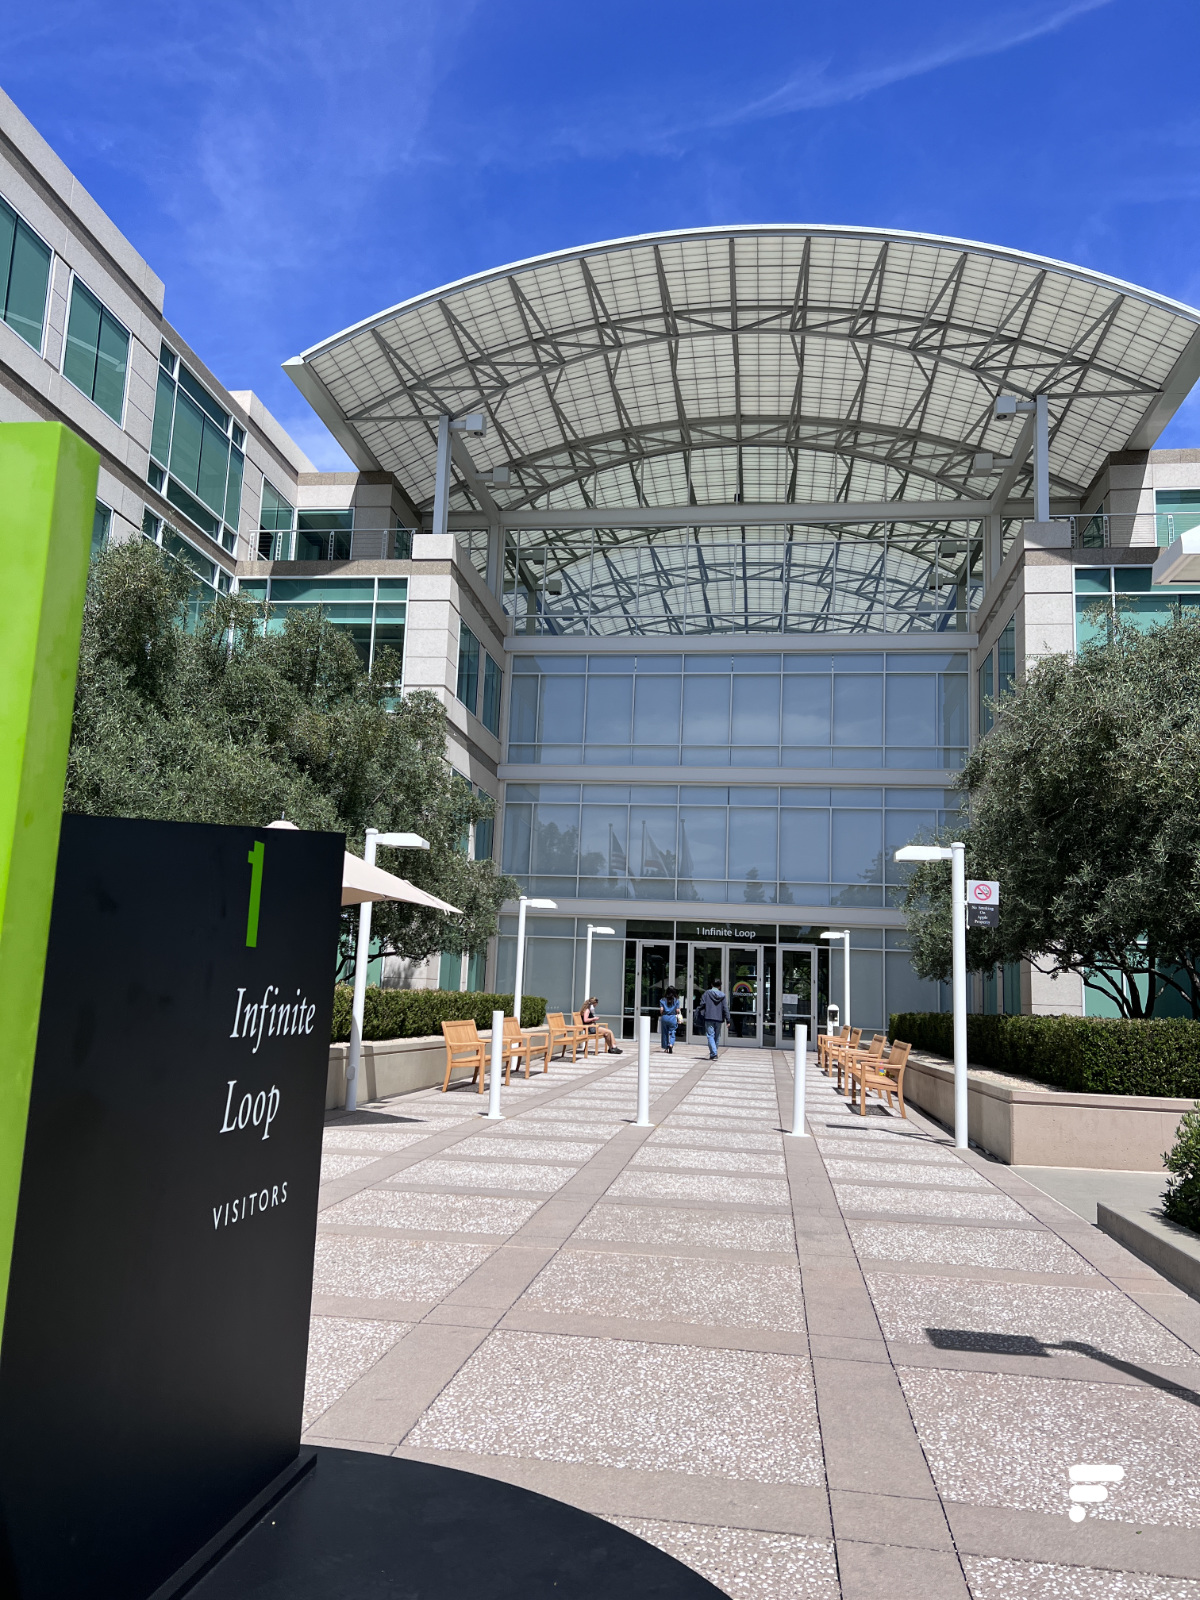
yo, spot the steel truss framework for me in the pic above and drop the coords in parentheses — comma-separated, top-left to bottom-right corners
(288, 227, 1200, 633)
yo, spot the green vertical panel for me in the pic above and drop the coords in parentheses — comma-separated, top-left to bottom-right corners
(197, 416, 229, 514)
(63, 281, 101, 398)
(93, 311, 129, 422)
(0, 202, 15, 312)
(169, 390, 204, 493)
(150, 369, 175, 466)
(4, 224, 51, 350)
(0, 422, 98, 1322)
(224, 445, 243, 530)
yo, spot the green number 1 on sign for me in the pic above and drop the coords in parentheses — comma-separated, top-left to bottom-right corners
(246, 841, 265, 948)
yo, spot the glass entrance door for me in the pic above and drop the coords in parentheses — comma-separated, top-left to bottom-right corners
(727, 945, 762, 1046)
(778, 945, 816, 1044)
(636, 942, 672, 1033)
(688, 945, 723, 1049)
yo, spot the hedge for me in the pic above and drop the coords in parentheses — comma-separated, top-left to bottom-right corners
(889, 1011, 1200, 1099)
(1163, 1108, 1200, 1231)
(331, 988, 546, 1043)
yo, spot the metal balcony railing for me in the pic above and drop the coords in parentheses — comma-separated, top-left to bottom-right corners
(1051, 512, 1199, 551)
(255, 526, 416, 562)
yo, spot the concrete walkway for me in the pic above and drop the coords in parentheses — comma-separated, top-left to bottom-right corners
(307, 1042, 1200, 1599)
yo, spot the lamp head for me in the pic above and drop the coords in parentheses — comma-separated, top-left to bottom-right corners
(820, 931, 846, 941)
(374, 832, 429, 849)
(894, 845, 952, 863)
(589, 925, 616, 935)
(524, 897, 558, 910)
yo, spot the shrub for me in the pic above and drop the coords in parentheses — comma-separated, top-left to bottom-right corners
(1163, 1108, 1200, 1232)
(889, 1012, 1200, 1099)
(330, 988, 546, 1042)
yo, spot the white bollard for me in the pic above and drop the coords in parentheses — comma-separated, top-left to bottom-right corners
(789, 1024, 808, 1137)
(486, 1009, 504, 1120)
(635, 1014, 651, 1127)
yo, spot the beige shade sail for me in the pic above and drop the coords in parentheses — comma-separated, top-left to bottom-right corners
(265, 821, 461, 912)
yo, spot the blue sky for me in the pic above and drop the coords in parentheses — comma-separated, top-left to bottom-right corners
(6, 0, 1200, 466)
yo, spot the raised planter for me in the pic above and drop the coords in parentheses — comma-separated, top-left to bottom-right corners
(902, 1050, 1193, 1169)
(326, 1034, 475, 1109)
(1098, 1202, 1200, 1301)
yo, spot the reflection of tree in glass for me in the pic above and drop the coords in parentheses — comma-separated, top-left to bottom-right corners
(743, 868, 767, 904)
(532, 821, 579, 875)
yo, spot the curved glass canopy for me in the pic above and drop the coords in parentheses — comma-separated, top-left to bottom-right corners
(287, 226, 1200, 634)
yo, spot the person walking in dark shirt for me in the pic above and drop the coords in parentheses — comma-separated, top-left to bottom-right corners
(698, 983, 729, 1060)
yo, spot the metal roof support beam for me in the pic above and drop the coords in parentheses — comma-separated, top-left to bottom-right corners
(438, 496, 1075, 532)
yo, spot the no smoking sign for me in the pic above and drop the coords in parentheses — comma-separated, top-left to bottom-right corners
(966, 879, 1000, 928)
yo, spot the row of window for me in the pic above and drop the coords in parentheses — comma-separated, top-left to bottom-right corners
(977, 616, 1015, 737)
(456, 625, 502, 736)
(149, 347, 245, 553)
(1074, 565, 1200, 649)
(1, 191, 130, 424)
(237, 576, 407, 674)
(509, 652, 968, 768)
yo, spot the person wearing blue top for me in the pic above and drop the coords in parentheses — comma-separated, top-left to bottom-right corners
(659, 988, 681, 1053)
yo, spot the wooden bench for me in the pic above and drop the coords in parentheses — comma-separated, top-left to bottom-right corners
(836, 1032, 885, 1096)
(440, 1019, 488, 1093)
(826, 1027, 862, 1086)
(503, 1015, 551, 1080)
(848, 1039, 912, 1118)
(546, 1012, 589, 1062)
(818, 1025, 850, 1076)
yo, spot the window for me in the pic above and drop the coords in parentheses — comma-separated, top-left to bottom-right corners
(149, 347, 244, 554)
(481, 652, 502, 735)
(0, 195, 51, 351)
(62, 279, 129, 422)
(236, 574, 407, 678)
(457, 624, 480, 712)
(1155, 490, 1200, 549)
(996, 617, 1016, 699)
(141, 508, 232, 628)
(978, 649, 994, 736)
(91, 501, 112, 558)
(258, 480, 294, 559)
(1074, 564, 1200, 649)
(294, 509, 352, 562)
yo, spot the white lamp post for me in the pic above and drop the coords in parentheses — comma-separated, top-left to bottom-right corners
(512, 895, 556, 1022)
(582, 924, 615, 1009)
(347, 829, 429, 1113)
(895, 841, 968, 1149)
(820, 929, 851, 1034)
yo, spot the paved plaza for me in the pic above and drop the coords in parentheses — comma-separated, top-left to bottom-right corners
(307, 1043, 1200, 1599)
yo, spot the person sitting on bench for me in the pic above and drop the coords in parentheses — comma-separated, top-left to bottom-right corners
(581, 997, 622, 1054)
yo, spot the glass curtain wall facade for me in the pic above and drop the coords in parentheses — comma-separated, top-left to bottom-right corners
(237, 575, 407, 674)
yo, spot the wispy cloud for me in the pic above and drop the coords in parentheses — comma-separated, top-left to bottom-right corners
(719, 0, 1114, 125)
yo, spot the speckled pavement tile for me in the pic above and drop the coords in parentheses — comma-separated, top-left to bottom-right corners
(389, 1157, 576, 1193)
(320, 1187, 540, 1236)
(610, 1517, 840, 1600)
(962, 1555, 1200, 1598)
(493, 1120, 619, 1141)
(824, 1157, 992, 1189)
(867, 1273, 1200, 1366)
(405, 1330, 822, 1484)
(817, 1135, 963, 1163)
(899, 1366, 1200, 1526)
(653, 1129, 783, 1151)
(520, 1250, 805, 1333)
(573, 1203, 795, 1253)
(303, 1316, 408, 1429)
(848, 1222, 1095, 1275)
(312, 1235, 494, 1302)
(322, 1126, 436, 1153)
(452, 1136, 602, 1163)
(833, 1183, 1030, 1221)
(631, 1146, 787, 1176)
(610, 1169, 791, 1207)
(320, 1152, 381, 1181)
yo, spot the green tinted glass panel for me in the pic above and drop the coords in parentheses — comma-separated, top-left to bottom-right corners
(224, 445, 243, 529)
(0, 201, 14, 303)
(482, 653, 502, 735)
(197, 416, 229, 515)
(260, 480, 293, 531)
(3, 216, 51, 349)
(165, 476, 219, 539)
(93, 308, 129, 421)
(279, 603, 373, 622)
(374, 603, 407, 619)
(177, 365, 228, 430)
(238, 581, 268, 599)
(163, 528, 215, 584)
(90, 502, 111, 558)
(1074, 568, 1112, 593)
(268, 579, 375, 603)
(62, 281, 101, 397)
(377, 578, 408, 594)
(1113, 567, 1151, 592)
(169, 391, 204, 493)
(296, 509, 353, 531)
(151, 369, 175, 465)
(1075, 598, 1111, 650)
(1156, 491, 1200, 507)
